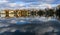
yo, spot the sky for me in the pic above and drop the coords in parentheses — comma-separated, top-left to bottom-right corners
(0, 0, 60, 9)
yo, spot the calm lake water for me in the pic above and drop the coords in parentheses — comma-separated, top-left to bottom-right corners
(0, 17, 60, 35)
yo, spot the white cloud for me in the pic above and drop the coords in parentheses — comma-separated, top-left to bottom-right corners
(0, 23, 9, 27)
(8, 3, 17, 7)
(39, 3, 52, 9)
(25, 3, 52, 9)
(0, 0, 8, 4)
(19, 4, 25, 7)
(7, 2, 25, 8)
(0, 0, 59, 9)
(10, 20, 17, 23)
(28, 3, 58, 9)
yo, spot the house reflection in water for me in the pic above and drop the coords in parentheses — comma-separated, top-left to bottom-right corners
(0, 9, 30, 18)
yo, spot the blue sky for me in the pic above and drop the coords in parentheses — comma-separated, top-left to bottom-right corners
(0, 0, 60, 9)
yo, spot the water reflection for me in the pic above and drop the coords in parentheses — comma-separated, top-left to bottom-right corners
(0, 17, 60, 35)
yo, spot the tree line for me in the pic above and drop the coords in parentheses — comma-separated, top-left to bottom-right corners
(0, 5, 60, 18)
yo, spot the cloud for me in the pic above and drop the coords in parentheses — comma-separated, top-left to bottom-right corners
(10, 20, 17, 23)
(39, 3, 52, 9)
(0, 23, 9, 27)
(41, 0, 55, 3)
(0, 0, 9, 4)
(8, 3, 17, 7)
(0, 0, 59, 9)
(7, 2, 25, 7)
(23, 3, 52, 9)
(7, 0, 56, 3)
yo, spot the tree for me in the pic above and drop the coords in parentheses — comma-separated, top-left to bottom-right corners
(37, 10, 44, 16)
(30, 11, 36, 16)
(56, 5, 60, 18)
(5, 10, 9, 17)
(14, 10, 19, 17)
(45, 9, 54, 17)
